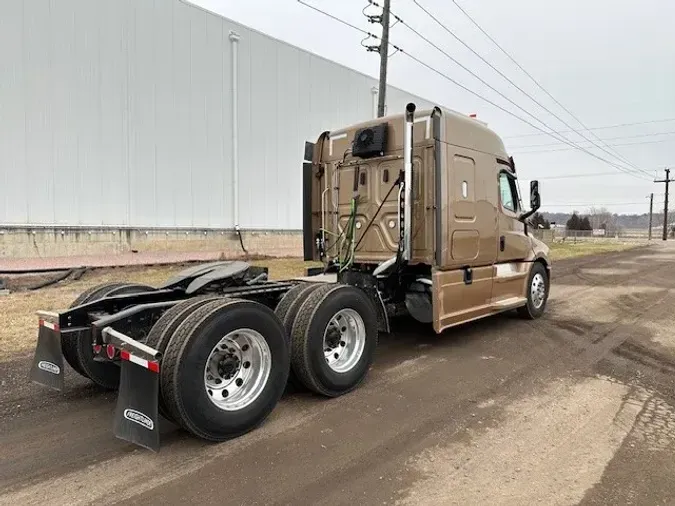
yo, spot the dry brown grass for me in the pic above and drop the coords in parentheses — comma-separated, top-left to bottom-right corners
(548, 241, 642, 261)
(0, 258, 316, 360)
(0, 243, 642, 360)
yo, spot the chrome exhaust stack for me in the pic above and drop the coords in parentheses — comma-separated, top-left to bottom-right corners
(401, 102, 415, 261)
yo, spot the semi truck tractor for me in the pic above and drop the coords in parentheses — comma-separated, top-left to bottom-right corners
(29, 103, 550, 451)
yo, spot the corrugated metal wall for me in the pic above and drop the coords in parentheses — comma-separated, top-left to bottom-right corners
(0, 0, 436, 230)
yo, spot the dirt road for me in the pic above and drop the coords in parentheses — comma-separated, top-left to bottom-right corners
(2, 244, 675, 505)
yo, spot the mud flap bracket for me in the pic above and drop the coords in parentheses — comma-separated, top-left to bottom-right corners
(29, 313, 65, 391)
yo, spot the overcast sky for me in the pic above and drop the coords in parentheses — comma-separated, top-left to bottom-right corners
(192, 0, 675, 215)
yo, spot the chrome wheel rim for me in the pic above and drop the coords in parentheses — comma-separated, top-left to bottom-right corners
(531, 273, 546, 309)
(204, 329, 271, 411)
(323, 308, 366, 373)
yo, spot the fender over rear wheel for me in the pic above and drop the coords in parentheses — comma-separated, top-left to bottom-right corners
(161, 299, 290, 441)
(63, 282, 154, 389)
(63, 282, 131, 376)
(290, 284, 378, 397)
(69, 283, 154, 390)
(517, 262, 549, 319)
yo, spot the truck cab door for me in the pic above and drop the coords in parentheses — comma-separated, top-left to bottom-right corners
(497, 171, 530, 261)
(493, 170, 531, 303)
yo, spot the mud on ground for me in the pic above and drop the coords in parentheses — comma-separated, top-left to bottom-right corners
(1, 243, 674, 505)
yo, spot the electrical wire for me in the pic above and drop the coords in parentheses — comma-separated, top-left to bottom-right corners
(444, 0, 650, 176)
(408, 0, 651, 178)
(505, 118, 675, 139)
(398, 51, 653, 181)
(297, 0, 374, 37)
(527, 171, 641, 180)
(543, 202, 654, 207)
(354, 175, 401, 252)
(512, 130, 675, 149)
(514, 137, 675, 154)
(296, 1, 653, 182)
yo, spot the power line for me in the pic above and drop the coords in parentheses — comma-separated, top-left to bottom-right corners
(543, 202, 654, 207)
(398, 51, 653, 181)
(409, 0, 651, 178)
(654, 168, 674, 240)
(504, 118, 675, 139)
(513, 137, 675, 154)
(512, 131, 675, 149)
(529, 171, 639, 180)
(444, 0, 649, 176)
(297, 0, 373, 36)
(296, 1, 653, 181)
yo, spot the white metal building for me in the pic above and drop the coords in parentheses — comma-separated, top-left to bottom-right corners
(0, 0, 438, 232)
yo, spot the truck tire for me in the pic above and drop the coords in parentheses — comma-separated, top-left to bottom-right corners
(71, 283, 154, 389)
(62, 282, 144, 378)
(517, 262, 549, 319)
(274, 283, 310, 329)
(145, 296, 223, 421)
(161, 298, 290, 441)
(275, 282, 323, 390)
(290, 284, 378, 397)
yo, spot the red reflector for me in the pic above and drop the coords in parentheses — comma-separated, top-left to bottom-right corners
(120, 350, 130, 361)
(93, 344, 102, 354)
(106, 344, 116, 359)
(469, 113, 477, 118)
(148, 361, 160, 373)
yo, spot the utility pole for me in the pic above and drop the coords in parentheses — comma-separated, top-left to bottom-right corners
(648, 193, 653, 241)
(376, 0, 391, 118)
(655, 168, 673, 241)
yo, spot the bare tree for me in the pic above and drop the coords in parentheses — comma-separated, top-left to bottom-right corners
(588, 207, 617, 234)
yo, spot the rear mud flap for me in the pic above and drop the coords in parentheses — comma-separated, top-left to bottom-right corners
(29, 324, 64, 391)
(113, 359, 160, 452)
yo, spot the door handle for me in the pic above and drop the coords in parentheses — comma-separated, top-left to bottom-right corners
(500, 236, 505, 252)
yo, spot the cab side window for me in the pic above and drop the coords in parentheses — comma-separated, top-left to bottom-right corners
(499, 172, 519, 212)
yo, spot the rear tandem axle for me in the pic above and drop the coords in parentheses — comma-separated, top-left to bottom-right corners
(29, 261, 381, 451)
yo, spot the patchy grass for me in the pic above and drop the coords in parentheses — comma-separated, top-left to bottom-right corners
(548, 240, 643, 261)
(0, 258, 317, 360)
(0, 242, 645, 360)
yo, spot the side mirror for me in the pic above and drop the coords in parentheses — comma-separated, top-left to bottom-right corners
(530, 180, 541, 211)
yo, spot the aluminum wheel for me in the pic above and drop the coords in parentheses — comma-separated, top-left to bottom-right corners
(204, 329, 272, 411)
(531, 272, 547, 309)
(323, 308, 366, 373)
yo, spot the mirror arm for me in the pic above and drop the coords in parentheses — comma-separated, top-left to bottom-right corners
(519, 208, 536, 222)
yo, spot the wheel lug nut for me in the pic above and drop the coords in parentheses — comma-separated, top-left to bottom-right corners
(242, 344, 249, 352)
(235, 378, 243, 387)
(243, 361, 251, 369)
(334, 353, 339, 359)
(223, 389, 229, 397)
(215, 378, 222, 384)
(340, 341, 346, 347)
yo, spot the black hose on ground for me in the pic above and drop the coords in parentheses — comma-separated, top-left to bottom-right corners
(28, 269, 75, 291)
(71, 267, 89, 281)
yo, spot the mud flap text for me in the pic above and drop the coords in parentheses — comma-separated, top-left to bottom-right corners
(29, 324, 64, 391)
(113, 358, 161, 452)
